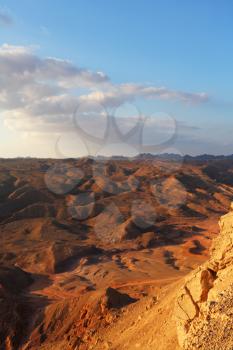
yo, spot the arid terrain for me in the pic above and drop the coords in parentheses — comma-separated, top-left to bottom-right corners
(1, 156, 233, 349)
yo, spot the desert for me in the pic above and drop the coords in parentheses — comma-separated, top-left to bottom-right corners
(1, 2, 232, 348)
(0, 155, 233, 349)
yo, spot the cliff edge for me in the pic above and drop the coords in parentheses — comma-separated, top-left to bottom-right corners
(175, 204, 233, 349)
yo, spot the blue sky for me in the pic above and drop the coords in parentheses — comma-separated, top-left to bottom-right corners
(0, 0, 233, 157)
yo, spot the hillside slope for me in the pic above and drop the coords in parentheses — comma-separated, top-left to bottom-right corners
(175, 204, 233, 349)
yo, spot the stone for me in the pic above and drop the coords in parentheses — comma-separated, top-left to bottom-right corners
(175, 202, 233, 349)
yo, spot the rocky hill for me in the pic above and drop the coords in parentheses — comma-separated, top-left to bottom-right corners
(0, 158, 233, 349)
(175, 204, 233, 349)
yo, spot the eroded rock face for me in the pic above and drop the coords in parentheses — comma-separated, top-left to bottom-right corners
(175, 205, 233, 349)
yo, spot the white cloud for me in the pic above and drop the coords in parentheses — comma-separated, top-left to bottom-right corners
(0, 44, 108, 91)
(0, 44, 209, 137)
(80, 84, 208, 108)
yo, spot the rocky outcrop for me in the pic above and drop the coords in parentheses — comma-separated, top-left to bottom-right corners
(175, 204, 233, 349)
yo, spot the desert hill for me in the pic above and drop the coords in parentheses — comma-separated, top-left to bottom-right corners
(0, 156, 232, 349)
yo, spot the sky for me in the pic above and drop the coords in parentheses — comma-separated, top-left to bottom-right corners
(0, 0, 233, 157)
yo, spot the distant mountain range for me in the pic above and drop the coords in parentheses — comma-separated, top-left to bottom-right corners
(2, 153, 233, 162)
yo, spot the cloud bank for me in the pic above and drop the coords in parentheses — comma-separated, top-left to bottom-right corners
(0, 44, 209, 141)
